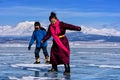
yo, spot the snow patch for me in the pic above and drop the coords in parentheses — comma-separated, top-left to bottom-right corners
(9, 76, 66, 80)
(89, 64, 120, 69)
(11, 64, 76, 68)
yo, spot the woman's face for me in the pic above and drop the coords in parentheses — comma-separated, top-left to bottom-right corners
(50, 18, 57, 24)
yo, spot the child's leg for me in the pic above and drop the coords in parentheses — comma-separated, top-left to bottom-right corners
(34, 47, 41, 64)
(42, 46, 49, 57)
(41, 46, 50, 63)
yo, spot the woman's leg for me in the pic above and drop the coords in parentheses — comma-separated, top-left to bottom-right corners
(48, 64, 58, 72)
(64, 64, 70, 75)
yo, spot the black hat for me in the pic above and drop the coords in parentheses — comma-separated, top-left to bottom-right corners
(34, 22, 41, 26)
(49, 12, 58, 21)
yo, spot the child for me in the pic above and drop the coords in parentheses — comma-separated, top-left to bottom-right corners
(41, 12, 81, 75)
(28, 22, 50, 64)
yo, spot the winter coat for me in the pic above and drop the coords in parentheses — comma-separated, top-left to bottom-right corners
(29, 28, 47, 47)
(42, 21, 81, 65)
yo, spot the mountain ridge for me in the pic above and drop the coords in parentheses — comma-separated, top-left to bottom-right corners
(0, 21, 120, 43)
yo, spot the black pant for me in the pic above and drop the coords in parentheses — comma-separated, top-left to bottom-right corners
(34, 46, 49, 58)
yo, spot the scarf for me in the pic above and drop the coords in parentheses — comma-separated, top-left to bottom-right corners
(50, 20, 70, 54)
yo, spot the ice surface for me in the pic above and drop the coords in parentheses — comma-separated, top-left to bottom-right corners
(0, 42, 120, 80)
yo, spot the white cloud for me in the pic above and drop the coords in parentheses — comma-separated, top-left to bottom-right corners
(58, 11, 120, 17)
(1, 6, 120, 17)
(0, 7, 50, 16)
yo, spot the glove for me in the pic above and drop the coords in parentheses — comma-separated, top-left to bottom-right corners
(28, 45, 31, 50)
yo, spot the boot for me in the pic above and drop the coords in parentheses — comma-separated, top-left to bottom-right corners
(34, 57, 40, 64)
(48, 64, 58, 72)
(64, 64, 70, 75)
(45, 56, 50, 64)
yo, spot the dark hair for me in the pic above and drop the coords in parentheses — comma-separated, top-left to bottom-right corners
(49, 12, 58, 21)
(34, 22, 41, 26)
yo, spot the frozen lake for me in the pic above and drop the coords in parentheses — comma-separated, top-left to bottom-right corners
(0, 42, 120, 80)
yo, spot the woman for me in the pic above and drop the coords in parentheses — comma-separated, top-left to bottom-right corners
(41, 12, 81, 75)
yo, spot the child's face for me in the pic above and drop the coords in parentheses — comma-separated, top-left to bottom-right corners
(34, 26, 39, 29)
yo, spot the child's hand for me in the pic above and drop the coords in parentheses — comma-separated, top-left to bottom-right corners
(28, 45, 31, 50)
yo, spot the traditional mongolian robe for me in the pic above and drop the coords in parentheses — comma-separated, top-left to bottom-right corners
(42, 20, 81, 65)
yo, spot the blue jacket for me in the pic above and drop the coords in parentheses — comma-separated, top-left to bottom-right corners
(29, 29, 47, 47)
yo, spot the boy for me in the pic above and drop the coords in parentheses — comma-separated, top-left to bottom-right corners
(28, 22, 50, 64)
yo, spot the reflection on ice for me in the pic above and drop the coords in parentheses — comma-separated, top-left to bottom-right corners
(9, 71, 69, 80)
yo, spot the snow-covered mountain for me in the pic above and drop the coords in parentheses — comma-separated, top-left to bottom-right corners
(81, 25, 120, 36)
(0, 21, 34, 36)
(0, 21, 120, 37)
(0, 21, 120, 42)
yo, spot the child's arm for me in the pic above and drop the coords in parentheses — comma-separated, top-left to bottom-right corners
(28, 32, 35, 50)
(41, 26, 51, 43)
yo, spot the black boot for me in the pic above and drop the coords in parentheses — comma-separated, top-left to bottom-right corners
(64, 64, 70, 75)
(48, 64, 58, 72)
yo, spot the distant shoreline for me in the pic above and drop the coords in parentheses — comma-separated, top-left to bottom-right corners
(0, 41, 120, 48)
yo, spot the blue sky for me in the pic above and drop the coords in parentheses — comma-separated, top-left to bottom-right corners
(0, 0, 120, 28)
